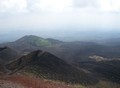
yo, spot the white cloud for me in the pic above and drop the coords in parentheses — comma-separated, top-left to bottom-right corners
(0, 0, 120, 13)
(73, 0, 99, 8)
(0, 0, 73, 13)
(98, 0, 120, 12)
(27, 0, 72, 13)
(0, 0, 120, 32)
(73, 0, 120, 13)
(0, 0, 28, 13)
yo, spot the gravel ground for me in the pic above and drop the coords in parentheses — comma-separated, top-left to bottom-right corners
(0, 80, 26, 88)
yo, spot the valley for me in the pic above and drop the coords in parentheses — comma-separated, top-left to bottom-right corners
(0, 35, 120, 88)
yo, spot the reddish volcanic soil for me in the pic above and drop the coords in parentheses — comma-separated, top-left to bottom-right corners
(0, 75, 73, 88)
(0, 80, 25, 88)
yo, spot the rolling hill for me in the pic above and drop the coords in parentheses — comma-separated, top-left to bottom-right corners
(1, 35, 120, 63)
(1, 35, 63, 53)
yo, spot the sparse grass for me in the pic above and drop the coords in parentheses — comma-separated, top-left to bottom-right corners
(26, 35, 51, 47)
(74, 85, 86, 88)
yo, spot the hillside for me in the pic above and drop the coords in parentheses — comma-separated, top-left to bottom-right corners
(2, 35, 120, 64)
(6, 50, 97, 85)
(1, 35, 107, 63)
(0, 46, 20, 64)
(0, 63, 5, 74)
(78, 60, 120, 83)
(0, 35, 120, 87)
(1, 35, 63, 54)
(44, 42, 107, 63)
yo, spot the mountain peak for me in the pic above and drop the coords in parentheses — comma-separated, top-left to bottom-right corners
(13, 35, 51, 49)
(6, 50, 96, 84)
(23, 35, 42, 38)
(16, 35, 43, 41)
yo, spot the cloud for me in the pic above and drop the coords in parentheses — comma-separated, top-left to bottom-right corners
(0, 0, 73, 13)
(27, 0, 72, 13)
(0, 0, 120, 33)
(73, 0, 99, 8)
(0, 0, 120, 13)
(0, 0, 28, 13)
(98, 0, 120, 12)
(73, 0, 120, 13)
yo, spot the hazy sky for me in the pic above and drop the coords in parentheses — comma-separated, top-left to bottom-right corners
(0, 0, 120, 39)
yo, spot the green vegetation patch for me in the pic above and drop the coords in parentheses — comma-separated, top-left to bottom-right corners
(27, 36, 51, 47)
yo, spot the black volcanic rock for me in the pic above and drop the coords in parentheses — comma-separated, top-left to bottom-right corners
(78, 60, 120, 83)
(0, 46, 20, 64)
(94, 60, 120, 83)
(6, 50, 97, 85)
(0, 63, 4, 74)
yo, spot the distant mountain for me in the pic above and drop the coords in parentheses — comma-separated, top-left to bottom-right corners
(6, 50, 97, 85)
(46, 41, 120, 63)
(2, 35, 120, 64)
(1, 35, 63, 53)
(99, 38, 120, 46)
(15, 35, 51, 46)
(45, 42, 108, 63)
